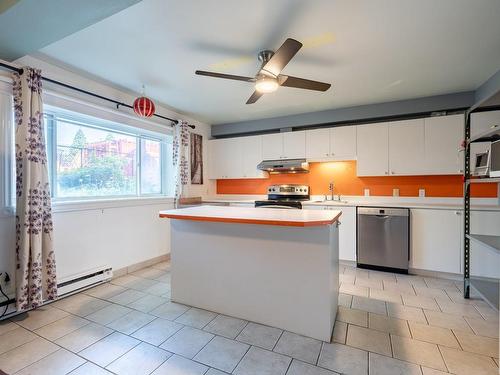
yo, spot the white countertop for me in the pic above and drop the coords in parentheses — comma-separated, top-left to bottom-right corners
(301, 200, 500, 211)
(203, 196, 500, 211)
(160, 205, 342, 227)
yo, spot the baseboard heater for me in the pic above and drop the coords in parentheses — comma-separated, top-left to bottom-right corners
(0, 266, 113, 320)
(57, 266, 113, 297)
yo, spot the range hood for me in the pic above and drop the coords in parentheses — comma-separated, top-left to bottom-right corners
(257, 159, 309, 174)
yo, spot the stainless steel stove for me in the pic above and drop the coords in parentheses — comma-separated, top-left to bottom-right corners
(254, 184, 310, 209)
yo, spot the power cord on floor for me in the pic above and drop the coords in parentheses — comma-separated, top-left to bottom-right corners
(0, 273, 10, 318)
(0, 285, 9, 318)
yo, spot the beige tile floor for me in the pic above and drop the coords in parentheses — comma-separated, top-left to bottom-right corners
(0, 262, 498, 375)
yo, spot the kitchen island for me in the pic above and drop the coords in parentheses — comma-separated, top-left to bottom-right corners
(159, 205, 341, 341)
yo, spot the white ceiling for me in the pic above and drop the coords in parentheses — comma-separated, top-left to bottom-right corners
(38, 0, 500, 124)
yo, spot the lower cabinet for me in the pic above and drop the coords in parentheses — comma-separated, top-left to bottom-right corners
(221, 203, 493, 277)
(337, 206, 356, 262)
(306, 205, 356, 262)
(410, 209, 462, 274)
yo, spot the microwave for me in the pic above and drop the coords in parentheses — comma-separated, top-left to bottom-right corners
(490, 139, 500, 178)
(473, 151, 490, 177)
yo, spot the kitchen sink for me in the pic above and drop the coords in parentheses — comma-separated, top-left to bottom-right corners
(312, 199, 350, 204)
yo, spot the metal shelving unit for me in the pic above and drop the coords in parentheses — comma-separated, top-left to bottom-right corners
(463, 91, 500, 310)
(468, 177, 500, 184)
(466, 234, 500, 254)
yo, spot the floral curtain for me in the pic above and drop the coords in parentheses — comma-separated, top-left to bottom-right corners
(173, 120, 190, 205)
(13, 67, 57, 311)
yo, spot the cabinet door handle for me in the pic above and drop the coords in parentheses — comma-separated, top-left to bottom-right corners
(384, 171, 388, 175)
(455, 211, 462, 216)
(391, 171, 395, 175)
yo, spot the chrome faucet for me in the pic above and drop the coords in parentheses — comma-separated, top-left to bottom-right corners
(329, 182, 334, 201)
(328, 181, 342, 201)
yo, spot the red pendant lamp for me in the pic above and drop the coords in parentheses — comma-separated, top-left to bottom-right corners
(133, 85, 155, 117)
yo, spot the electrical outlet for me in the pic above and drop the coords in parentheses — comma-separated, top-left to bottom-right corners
(364, 189, 370, 197)
(419, 189, 426, 198)
(393, 188, 400, 197)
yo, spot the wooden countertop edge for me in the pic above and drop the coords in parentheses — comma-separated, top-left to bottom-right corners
(159, 212, 342, 227)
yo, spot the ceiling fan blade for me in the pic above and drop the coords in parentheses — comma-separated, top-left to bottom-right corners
(261, 38, 303, 77)
(246, 91, 263, 104)
(195, 70, 255, 82)
(279, 75, 331, 92)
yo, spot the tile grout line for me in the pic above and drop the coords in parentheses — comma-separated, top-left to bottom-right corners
(450, 328, 464, 351)
(283, 354, 294, 375)
(271, 328, 285, 352)
(229, 342, 252, 373)
(388, 328, 394, 358)
(315, 341, 325, 367)
(436, 344, 451, 373)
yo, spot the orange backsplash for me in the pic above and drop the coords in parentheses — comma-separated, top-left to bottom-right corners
(217, 161, 498, 197)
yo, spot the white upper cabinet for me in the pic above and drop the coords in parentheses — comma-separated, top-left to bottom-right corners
(241, 136, 265, 178)
(220, 138, 242, 179)
(208, 135, 265, 179)
(330, 125, 357, 159)
(208, 139, 225, 179)
(262, 131, 306, 160)
(424, 114, 463, 175)
(210, 114, 465, 179)
(305, 126, 356, 160)
(388, 119, 425, 176)
(283, 131, 306, 159)
(356, 122, 389, 176)
(306, 128, 330, 159)
(262, 133, 283, 160)
(356, 115, 461, 177)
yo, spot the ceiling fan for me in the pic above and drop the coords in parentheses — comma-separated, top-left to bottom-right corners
(195, 38, 331, 104)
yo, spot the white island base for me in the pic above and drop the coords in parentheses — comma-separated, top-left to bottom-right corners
(164, 207, 340, 341)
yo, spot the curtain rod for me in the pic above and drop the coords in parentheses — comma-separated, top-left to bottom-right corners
(0, 61, 195, 129)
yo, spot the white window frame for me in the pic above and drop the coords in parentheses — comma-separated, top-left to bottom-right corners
(0, 80, 14, 216)
(45, 107, 172, 203)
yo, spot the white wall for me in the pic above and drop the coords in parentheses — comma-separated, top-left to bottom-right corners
(0, 56, 213, 299)
(52, 202, 173, 280)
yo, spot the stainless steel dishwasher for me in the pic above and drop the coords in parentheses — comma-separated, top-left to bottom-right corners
(357, 207, 410, 273)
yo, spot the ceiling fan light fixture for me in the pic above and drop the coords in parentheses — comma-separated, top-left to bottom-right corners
(255, 77, 279, 93)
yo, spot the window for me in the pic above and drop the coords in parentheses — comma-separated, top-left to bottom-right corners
(0, 88, 15, 212)
(45, 109, 171, 200)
